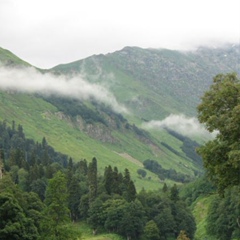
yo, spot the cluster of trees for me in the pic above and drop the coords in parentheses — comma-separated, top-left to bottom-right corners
(44, 96, 108, 125)
(0, 121, 196, 239)
(206, 186, 240, 240)
(143, 159, 193, 183)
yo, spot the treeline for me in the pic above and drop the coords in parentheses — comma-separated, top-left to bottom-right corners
(43, 96, 128, 129)
(0, 120, 196, 240)
(43, 96, 152, 137)
(143, 159, 193, 183)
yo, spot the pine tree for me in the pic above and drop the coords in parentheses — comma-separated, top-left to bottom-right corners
(88, 157, 98, 203)
(104, 165, 113, 195)
(162, 182, 168, 193)
(170, 184, 179, 202)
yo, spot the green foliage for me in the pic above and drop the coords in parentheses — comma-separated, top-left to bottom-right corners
(41, 171, 71, 239)
(180, 175, 215, 205)
(206, 186, 240, 240)
(88, 157, 98, 203)
(143, 220, 160, 240)
(136, 190, 196, 240)
(0, 175, 42, 240)
(170, 184, 180, 202)
(197, 73, 240, 193)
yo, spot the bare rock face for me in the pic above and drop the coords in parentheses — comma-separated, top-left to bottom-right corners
(73, 114, 117, 143)
(85, 124, 116, 143)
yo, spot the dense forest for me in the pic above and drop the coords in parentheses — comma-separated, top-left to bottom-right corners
(0, 120, 196, 239)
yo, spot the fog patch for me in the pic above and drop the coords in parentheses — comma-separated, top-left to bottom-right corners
(0, 66, 128, 114)
(142, 114, 215, 138)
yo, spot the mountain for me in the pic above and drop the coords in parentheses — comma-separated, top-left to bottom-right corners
(51, 44, 240, 118)
(0, 45, 239, 190)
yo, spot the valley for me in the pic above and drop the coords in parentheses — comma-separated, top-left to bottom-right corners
(0, 45, 239, 239)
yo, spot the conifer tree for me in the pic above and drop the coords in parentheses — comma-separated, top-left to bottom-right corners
(170, 184, 179, 202)
(88, 157, 98, 203)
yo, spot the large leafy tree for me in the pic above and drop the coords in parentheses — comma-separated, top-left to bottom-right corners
(0, 175, 41, 240)
(197, 73, 240, 193)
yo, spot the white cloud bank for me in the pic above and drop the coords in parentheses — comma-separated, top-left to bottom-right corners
(143, 114, 215, 138)
(0, 66, 128, 114)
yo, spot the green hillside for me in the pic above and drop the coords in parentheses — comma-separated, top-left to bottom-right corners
(0, 90, 200, 190)
(1, 45, 239, 190)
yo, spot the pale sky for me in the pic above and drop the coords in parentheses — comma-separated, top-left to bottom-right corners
(0, 0, 239, 68)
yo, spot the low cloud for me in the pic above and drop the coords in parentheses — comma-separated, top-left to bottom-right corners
(142, 114, 215, 138)
(0, 66, 128, 113)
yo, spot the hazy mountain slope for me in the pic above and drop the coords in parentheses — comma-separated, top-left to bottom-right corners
(52, 45, 239, 119)
(0, 47, 31, 67)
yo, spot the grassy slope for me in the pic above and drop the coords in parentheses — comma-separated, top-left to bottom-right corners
(70, 222, 124, 240)
(0, 47, 206, 192)
(1, 91, 187, 190)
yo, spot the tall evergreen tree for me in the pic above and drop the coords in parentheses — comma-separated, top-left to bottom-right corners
(88, 157, 98, 203)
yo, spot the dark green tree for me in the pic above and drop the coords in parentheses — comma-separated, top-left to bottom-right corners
(0, 175, 40, 240)
(119, 200, 145, 239)
(79, 194, 89, 220)
(162, 183, 168, 193)
(68, 175, 81, 221)
(104, 165, 114, 195)
(88, 157, 98, 203)
(87, 198, 105, 234)
(170, 184, 179, 202)
(206, 186, 240, 240)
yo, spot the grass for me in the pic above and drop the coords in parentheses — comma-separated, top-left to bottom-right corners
(0, 90, 200, 191)
(70, 222, 124, 240)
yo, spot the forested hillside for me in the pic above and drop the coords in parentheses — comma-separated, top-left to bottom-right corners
(0, 121, 196, 239)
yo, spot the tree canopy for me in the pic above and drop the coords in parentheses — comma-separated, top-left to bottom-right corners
(197, 73, 240, 193)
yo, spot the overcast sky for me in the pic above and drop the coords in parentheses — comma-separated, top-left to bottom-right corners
(0, 0, 239, 68)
